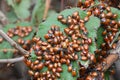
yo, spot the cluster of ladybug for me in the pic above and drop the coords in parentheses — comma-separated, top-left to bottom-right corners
(77, 0, 120, 9)
(24, 1, 120, 80)
(24, 27, 79, 80)
(0, 26, 32, 54)
(7, 26, 32, 38)
(0, 26, 32, 43)
(77, 0, 120, 80)
(24, 10, 96, 79)
(77, 0, 95, 9)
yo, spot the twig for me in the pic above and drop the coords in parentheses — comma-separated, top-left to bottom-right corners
(0, 29, 29, 55)
(0, 56, 24, 63)
(109, 31, 120, 47)
(42, 0, 51, 21)
(0, 12, 26, 63)
(75, 0, 78, 7)
(0, 10, 9, 26)
(61, 0, 64, 11)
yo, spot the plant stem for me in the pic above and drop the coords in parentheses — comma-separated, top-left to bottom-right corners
(110, 31, 120, 47)
(61, 0, 64, 11)
(0, 56, 24, 63)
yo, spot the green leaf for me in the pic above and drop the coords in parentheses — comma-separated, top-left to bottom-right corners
(29, 50, 37, 62)
(81, 0, 85, 3)
(96, 7, 120, 49)
(7, 0, 31, 20)
(59, 64, 77, 80)
(36, 13, 60, 41)
(0, 22, 34, 59)
(36, 8, 87, 79)
(80, 16, 100, 67)
(36, 8, 87, 39)
(7, 0, 14, 6)
(3, 22, 34, 41)
(97, 27, 104, 48)
(0, 43, 13, 59)
(104, 71, 110, 80)
(16, 22, 35, 40)
(6, 9, 18, 23)
(110, 7, 120, 21)
(36, 8, 100, 79)
(0, 24, 16, 59)
(85, 16, 100, 53)
(59, 8, 87, 19)
(31, 0, 45, 25)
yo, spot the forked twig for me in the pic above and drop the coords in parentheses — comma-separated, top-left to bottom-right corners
(0, 29, 29, 63)
(0, 29, 29, 55)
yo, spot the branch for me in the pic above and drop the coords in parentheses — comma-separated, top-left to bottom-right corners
(100, 41, 120, 71)
(102, 54, 118, 71)
(61, 0, 64, 11)
(42, 0, 51, 21)
(0, 56, 24, 63)
(86, 41, 120, 79)
(0, 29, 29, 55)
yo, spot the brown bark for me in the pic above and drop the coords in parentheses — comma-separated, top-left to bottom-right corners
(103, 54, 118, 71)
(100, 41, 120, 71)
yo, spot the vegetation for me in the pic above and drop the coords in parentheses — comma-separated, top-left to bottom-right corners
(0, 0, 120, 80)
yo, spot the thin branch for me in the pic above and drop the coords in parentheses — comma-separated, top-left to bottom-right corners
(110, 31, 120, 47)
(42, 0, 51, 21)
(109, 40, 120, 57)
(74, 0, 79, 7)
(0, 56, 24, 63)
(0, 29, 29, 55)
(0, 10, 9, 26)
(61, 0, 64, 11)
